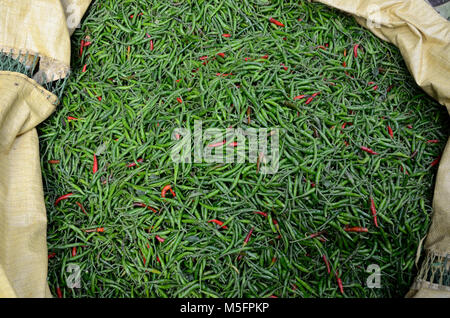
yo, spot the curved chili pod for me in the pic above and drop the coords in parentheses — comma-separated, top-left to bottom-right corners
(75, 201, 88, 216)
(370, 197, 379, 228)
(269, 17, 285, 27)
(161, 185, 176, 198)
(133, 202, 158, 213)
(208, 219, 228, 229)
(54, 193, 74, 206)
(344, 226, 369, 233)
(92, 154, 98, 174)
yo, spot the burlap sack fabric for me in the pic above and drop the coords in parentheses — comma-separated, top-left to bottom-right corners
(0, 72, 58, 298)
(0, 0, 448, 297)
(0, 0, 91, 298)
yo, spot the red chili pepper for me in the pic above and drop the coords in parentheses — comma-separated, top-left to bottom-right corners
(431, 156, 441, 167)
(293, 95, 306, 100)
(316, 45, 326, 50)
(126, 158, 144, 167)
(97, 96, 102, 101)
(305, 97, 314, 105)
(387, 126, 394, 138)
(56, 287, 63, 298)
(176, 97, 183, 104)
(84, 227, 104, 233)
(71, 247, 77, 257)
(269, 18, 285, 27)
(92, 154, 98, 174)
(280, 63, 288, 71)
(322, 255, 331, 274)
(133, 202, 158, 213)
(199, 56, 208, 60)
(254, 211, 268, 218)
(75, 201, 88, 216)
(222, 33, 231, 38)
(407, 125, 413, 129)
(261, 55, 269, 59)
(155, 235, 165, 243)
(48, 252, 56, 259)
(344, 226, 368, 233)
(208, 219, 228, 229)
(372, 85, 378, 91)
(360, 146, 379, 155)
(217, 52, 225, 58)
(138, 247, 147, 265)
(82, 64, 87, 72)
(216, 72, 233, 77)
(67, 116, 79, 121)
(55, 193, 73, 206)
(311, 92, 321, 98)
(370, 197, 379, 228)
(335, 271, 344, 294)
(426, 139, 439, 144)
(48, 160, 60, 164)
(272, 219, 280, 232)
(150, 39, 154, 51)
(387, 85, 393, 92)
(161, 185, 176, 198)
(243, 227, 254, 246)
(83, 41, 92, 47)
(309, 231, 325, 239)
(353, 44, 359, 58)
(80, 39, 85, 57)
(342, 61, 346, 67)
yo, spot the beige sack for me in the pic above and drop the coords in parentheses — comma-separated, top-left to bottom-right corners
(0, 72, 57, 298)
(0, 0, 92, 82)
(315, 0, 450, 297)
(0, 0, 91, 298)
